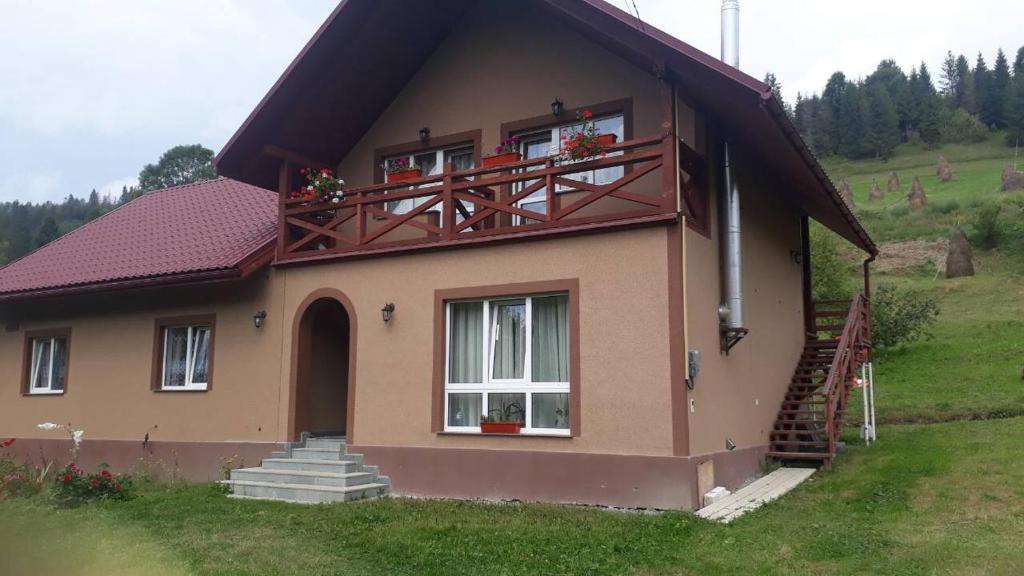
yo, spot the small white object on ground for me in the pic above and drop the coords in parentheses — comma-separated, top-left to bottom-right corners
(702, 486, 731, 507)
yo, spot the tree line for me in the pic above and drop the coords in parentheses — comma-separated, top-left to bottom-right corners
(0, 144, 216, 266)
(782, 46, 1024, 160)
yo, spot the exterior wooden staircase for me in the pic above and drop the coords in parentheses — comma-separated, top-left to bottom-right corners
(768, 294, 871, 467)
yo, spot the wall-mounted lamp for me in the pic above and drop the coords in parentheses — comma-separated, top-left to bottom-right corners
(419, 127, 431, 143)
(381, 303, 395, 324)
(789, 250, 802, 265)
(253, 310, 267, 329)
(551, 98, 564, 117)
(725, 438, 737, 451)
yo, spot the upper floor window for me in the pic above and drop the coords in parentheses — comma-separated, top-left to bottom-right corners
(445, 293, 570, 435)
(385, 144, 475, 214)
(26, 332, 69, 394)
(512, 113, 625, 220)
(156, 318, 214, 391)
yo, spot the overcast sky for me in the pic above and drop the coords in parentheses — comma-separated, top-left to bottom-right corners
(2, 0, 1022, 204)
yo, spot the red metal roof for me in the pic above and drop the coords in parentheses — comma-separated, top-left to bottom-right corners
(0, 178, 276, 299)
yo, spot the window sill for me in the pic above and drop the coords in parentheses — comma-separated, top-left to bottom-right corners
(438, 431, 572, 439)
(23, 390, 65, 397)
(154, 387, 209, 393)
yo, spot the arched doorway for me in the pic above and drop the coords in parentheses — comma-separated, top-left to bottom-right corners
(291, 293, 355, 441)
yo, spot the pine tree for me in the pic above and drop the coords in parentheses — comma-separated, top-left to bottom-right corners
(837, 83, 870, 158)
(1013, 46, 1024, 77)
(32, 216, 61, 249)
(914, 63, 943, 146)
(763, 72, 791, 116)
(940, 51, 959, 101)
(955, 54, 973, 112)
(975, 53, 995, 125)
(990, 49, 1011, 128)
(1007, 63, 1024, 147)
(865, 83, 900, 159)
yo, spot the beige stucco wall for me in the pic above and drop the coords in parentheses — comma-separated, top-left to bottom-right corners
(336, 1, 673, 188)
(684, 151, 806, 456)
(0, 272, 286, 444)
(278, 227, 675, 456)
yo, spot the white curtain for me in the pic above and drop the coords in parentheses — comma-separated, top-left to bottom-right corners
(448, 393, 482, 427)
(491, 301, 525, 380)
(190, 327, 211, 384)
(449, 302, 483, 383)
(51, 338, 68, 391)
(532, 393, 570, 429)
(531, 295, 569, 382)
(163, 327, 189, 387)
(31, 339, 52, 389)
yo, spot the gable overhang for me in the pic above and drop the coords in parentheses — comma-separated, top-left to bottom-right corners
(215, 0, 875, 254)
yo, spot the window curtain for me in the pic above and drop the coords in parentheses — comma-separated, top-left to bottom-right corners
(449, 302, 483, 383)
(31, 339, 52, 389)
(163, 327, 189, 387)
(531, 295, 569, 382)
(190, 327, 211, 384)
(492, 302, 525, 379)
(51, 338, 68, 391)
(532, 393, 570, 429)
(448, 393, 482, 427)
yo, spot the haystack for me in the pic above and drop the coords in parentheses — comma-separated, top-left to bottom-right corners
(1003, 163, 1024, 192)
(935, 155, 947, 176)
(887, 171, 901, 192)
(908, 177, 928, 210)
(838, 179, 855, 207)
(937, 155, 954, 180)
(869, 180, 884, 201)
(945, 227, 974, 278)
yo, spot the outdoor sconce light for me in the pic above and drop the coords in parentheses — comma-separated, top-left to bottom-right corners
(725, 438, 737, 451)
(253, 310, 267, 329)
(419, 127, 431, 143)
(551, 98, 564, 117)
(381, 303, 395, 324)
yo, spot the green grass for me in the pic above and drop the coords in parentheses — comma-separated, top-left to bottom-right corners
(3, 417, 1024, 575)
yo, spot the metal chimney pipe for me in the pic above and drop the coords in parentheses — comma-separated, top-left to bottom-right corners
(718, 0, 746, 347)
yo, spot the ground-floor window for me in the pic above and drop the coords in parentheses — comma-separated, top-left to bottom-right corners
(26, 332, 69, 394)
(445, 293, 570, 435)
(155, 316, 214, 391)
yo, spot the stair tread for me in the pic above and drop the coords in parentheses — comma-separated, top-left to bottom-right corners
(767, 451, 831, 460)
(234, 467, 372, 479)
(263, 458, 357, 465)
(223, 479, 388, 493)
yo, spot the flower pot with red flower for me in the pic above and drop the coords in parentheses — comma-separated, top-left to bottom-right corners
(560, 109, 616, 162)
(482, 137, 522, 168)
(384, 157, 422, 182)
(291, 167, 345, 223)
(479, 400, 524, 434)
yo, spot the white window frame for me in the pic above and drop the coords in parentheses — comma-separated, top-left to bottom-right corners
(160, 324, 211, 392)
(512, 113, 625, 224)
(443, 293, 571, 436)
(28, 336, 67, 395)
(384, 144, 475, 215)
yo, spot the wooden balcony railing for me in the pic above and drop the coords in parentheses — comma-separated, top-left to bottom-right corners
(276, 134, 678, 262)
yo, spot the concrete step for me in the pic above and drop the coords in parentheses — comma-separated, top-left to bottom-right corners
(262, 458, 360, 473)
(289, 447, 364, 464)
(230, 467, 376, 488)
(304, 437, 347, 450)
(224, 479, 389, 504)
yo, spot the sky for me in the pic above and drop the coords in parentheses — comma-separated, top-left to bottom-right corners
(1, 0, 1022, 204)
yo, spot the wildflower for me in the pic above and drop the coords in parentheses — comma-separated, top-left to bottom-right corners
(90, 479, 99, 487)
(72, 430, 84, 448)
(101, 469, 112, 478)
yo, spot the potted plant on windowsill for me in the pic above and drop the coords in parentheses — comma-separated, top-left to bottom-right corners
(384, 157, 422, 182)
(482, 137, 521, 168)
(560, 109, 617, 161)
(479, 401, 525, 434)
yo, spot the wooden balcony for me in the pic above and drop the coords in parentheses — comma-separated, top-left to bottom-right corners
(275, 134, 680, 263)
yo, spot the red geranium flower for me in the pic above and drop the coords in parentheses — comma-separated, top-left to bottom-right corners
(62, 474, 73, 483)
(101, 469, 112, 478)
(582, 109, 593, 119)
(90, 479, 99, 487)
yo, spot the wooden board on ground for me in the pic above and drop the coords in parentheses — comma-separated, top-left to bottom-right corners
(695, 467, 815, 523)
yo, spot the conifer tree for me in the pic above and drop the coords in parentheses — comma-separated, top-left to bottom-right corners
(865, 83, 900, 158)
(940, 51, 959, 101)
(913, 63, 943, 146)
(955, 54, 974, 112)
(974, 53, 994, 125)
(990, 49, 1011, 128)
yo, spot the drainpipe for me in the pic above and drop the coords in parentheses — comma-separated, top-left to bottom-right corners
(718, 0, 747, 352)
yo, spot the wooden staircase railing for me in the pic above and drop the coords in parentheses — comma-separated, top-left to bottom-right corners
(769, 293, 872, 467)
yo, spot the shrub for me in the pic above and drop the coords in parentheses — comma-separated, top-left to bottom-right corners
(810, 224, 852, 300)
(940, 109, 989, 144)
(871, 285, 940, 349)
(0, 439, 47, 499)
(52, 463, 132, 506)
(927, 199, 961, 216)
(970, 203, 1002, 249)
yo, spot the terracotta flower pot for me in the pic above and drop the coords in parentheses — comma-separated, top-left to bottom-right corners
(387, 168, 422, 182)
(480, 421, 522, 434)
(482, 152, 522, 168)
(596, 134, 618, 147)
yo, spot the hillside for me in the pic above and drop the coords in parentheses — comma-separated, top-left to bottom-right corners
(821, 133, 1024, 424)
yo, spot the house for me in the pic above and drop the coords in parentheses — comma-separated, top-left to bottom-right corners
(0, 0, 876, 510)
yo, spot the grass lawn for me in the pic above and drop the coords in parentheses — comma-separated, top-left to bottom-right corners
(2, 416, 1024, 575)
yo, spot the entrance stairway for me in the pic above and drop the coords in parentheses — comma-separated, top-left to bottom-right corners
(223, 436, 390, 503)
(768, 295, 871, 467)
